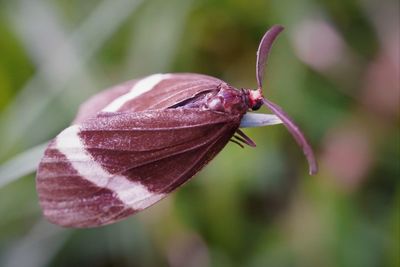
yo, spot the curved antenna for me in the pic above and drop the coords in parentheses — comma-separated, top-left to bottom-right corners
(256, 25, 284, 90)
(261, 98, 318, 175)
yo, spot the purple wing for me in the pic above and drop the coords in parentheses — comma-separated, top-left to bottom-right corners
(37, 109, 240, 228)
(73, 73, 223, 124)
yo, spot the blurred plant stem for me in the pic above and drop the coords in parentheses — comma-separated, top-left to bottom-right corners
(0, 142, 47, 188)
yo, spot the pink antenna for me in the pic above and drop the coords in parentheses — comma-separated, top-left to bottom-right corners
(262, 98, 318, 175)
(256, 25, 284, 90)
(253, 25, 318, 175)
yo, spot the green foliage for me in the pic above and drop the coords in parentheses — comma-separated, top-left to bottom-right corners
(0, 0, 398, 266)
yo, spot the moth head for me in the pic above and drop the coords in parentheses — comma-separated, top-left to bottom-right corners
(247, 88, 263, 111)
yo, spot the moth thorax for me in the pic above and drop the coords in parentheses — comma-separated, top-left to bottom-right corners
(206, 83, 249, 115)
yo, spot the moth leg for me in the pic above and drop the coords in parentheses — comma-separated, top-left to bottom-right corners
(232, 129, 257, 147)
(229, 139, 245, 148)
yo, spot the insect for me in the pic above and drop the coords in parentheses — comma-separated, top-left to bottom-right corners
(36, 25, 317, 228)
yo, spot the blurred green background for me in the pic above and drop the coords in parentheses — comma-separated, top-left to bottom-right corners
(0, 0, 398, 266)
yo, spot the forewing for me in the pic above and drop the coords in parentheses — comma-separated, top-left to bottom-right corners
(37, 109, 240, 227)
(74, 73, 223, 123)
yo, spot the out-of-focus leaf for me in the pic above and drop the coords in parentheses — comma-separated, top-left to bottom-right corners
(0, 0, 144, 161)
(0, 143, 47, 188)
(0, 220, 70, 267)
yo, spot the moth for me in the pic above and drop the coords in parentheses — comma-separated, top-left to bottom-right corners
(36, 25, 317, 228)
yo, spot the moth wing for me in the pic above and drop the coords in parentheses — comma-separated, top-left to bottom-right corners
(74, 73, 223, 123)
(37, 109, 241, 227)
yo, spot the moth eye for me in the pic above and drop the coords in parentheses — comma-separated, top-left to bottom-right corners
(251, 101, 262, 111)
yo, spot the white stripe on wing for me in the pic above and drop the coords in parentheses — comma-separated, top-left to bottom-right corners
(102, 73, 171, 112)
(55, 125, 165, 210)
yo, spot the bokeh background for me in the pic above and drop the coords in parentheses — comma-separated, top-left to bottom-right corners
(0, 0, 398, 266)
